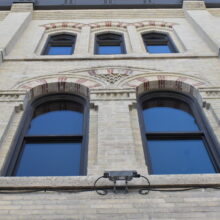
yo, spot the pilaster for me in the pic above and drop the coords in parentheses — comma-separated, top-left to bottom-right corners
(183, 0, 220, 55)
(75, 26, 91, 55)
(0, 3, 33, 57)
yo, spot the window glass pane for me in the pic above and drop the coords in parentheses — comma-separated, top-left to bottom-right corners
(28, 101, 83, 135)
(48, 46, 72, 55)
(148, 140, 216, 174)
(143, 98, 200, 132)
(98, 45, 122, 54)
(146, 45, 172, 53)
(14, 143, 81, 176)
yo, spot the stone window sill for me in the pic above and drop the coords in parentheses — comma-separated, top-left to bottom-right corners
(1, 174, 220, 189)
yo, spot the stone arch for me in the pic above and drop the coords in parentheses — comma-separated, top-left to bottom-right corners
(14, 75, 105, 103)
(136, 79, 201, 103)
(89, 21, 128, 31)
(119, 73, 210, 105)
(42, 22, 85, 31)
(26, 81, 89, 102)
(134, 20, 176, 31)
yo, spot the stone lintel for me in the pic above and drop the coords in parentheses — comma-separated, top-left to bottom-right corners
(183, 0, 206, 10)
(11, 3, 33, 12)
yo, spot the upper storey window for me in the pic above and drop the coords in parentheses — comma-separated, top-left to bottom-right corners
(95, 33, 126, 55)
(8, 95, 87, 176)
(43, 34, 76, 55)
(142, 33, 177, 54)
(141, 92, 218, 175)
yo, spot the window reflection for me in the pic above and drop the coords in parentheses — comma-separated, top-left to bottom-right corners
(148, 140, 215, 174)
(28, 101, 83, 135)
(142, 33, 177, 54)
(12, 97, 86, 177)
(143, 98, 199, 132)
(95, 33, 126, 55)
(15, 143, 81, 176)
(141, 94, 217, 175)
(43, 34, 76, 55)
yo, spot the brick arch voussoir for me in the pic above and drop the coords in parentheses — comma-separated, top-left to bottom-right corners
(14, 76, 104, 101)
(134, 20, 175, 30)
(27, 82, 89, 101)
(42, 22, 85, 31)
(137, 79, 202, 105)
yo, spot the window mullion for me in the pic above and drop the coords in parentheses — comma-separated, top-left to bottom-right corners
(24, 135, 83, 142)
(146, 132, 204, 140)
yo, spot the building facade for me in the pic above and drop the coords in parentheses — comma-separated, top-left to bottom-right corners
(0, 0, 220, 219)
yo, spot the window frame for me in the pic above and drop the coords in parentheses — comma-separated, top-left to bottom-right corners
(6, 93, 89, 176)
(138, 91, 220, 174)
(94, 32, 126, 55)
(142, 32, 177, 54)
(42, 34, 76, 55)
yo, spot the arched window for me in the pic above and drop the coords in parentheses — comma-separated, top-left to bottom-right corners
(95, 33, 126, 55)
(142, 33, 177, 54)
(7, 94, 87, 176)
(140, 91, 219, 174)
(43, 34, 76, 55)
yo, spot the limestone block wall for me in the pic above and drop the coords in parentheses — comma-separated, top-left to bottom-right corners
(0, 0, 219, 219)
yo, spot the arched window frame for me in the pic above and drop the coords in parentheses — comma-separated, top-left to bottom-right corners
(42, 33, 76, 55)
(6, 93, 89, 176)
(142, 32, 178, 54)
(94, 32, 126, 55)
(138, 91, 220, 174)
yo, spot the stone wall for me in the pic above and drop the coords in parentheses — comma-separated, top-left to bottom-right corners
(0, 0, 220, 219)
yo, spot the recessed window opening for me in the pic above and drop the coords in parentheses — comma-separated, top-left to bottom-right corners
(95, 33, 126, 55)
(142, 33, 177, 54)
(43, 34, 76, 55)
(140, 92, 218, 175)
(8, 95, 87, 177)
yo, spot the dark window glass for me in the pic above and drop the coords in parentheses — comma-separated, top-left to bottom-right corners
(98, 45, 122, 55)
(143, 99, 199, 132)
(142, 33, 177, 54)
(147, 45, 172, 54)
(14, 143, 81, 176)
(10, 97, 86, 177)
(43, 34, 76, 55)
(28, 101, 83, 135)
(95, 33, 126, 55)
(148, 140, 215, 174)
(48, 46, 73, 55)
(141, 93, 217, 175)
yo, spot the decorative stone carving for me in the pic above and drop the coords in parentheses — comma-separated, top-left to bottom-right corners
(94, 73, 128, 84)
(0, 91, 25, 102)
(87, 67, 133, 84)
(90, 89, 136, 101)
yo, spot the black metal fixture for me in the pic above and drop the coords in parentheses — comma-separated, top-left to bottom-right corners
(104, 170, 140, 193)
(94, 170, 150, 195)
